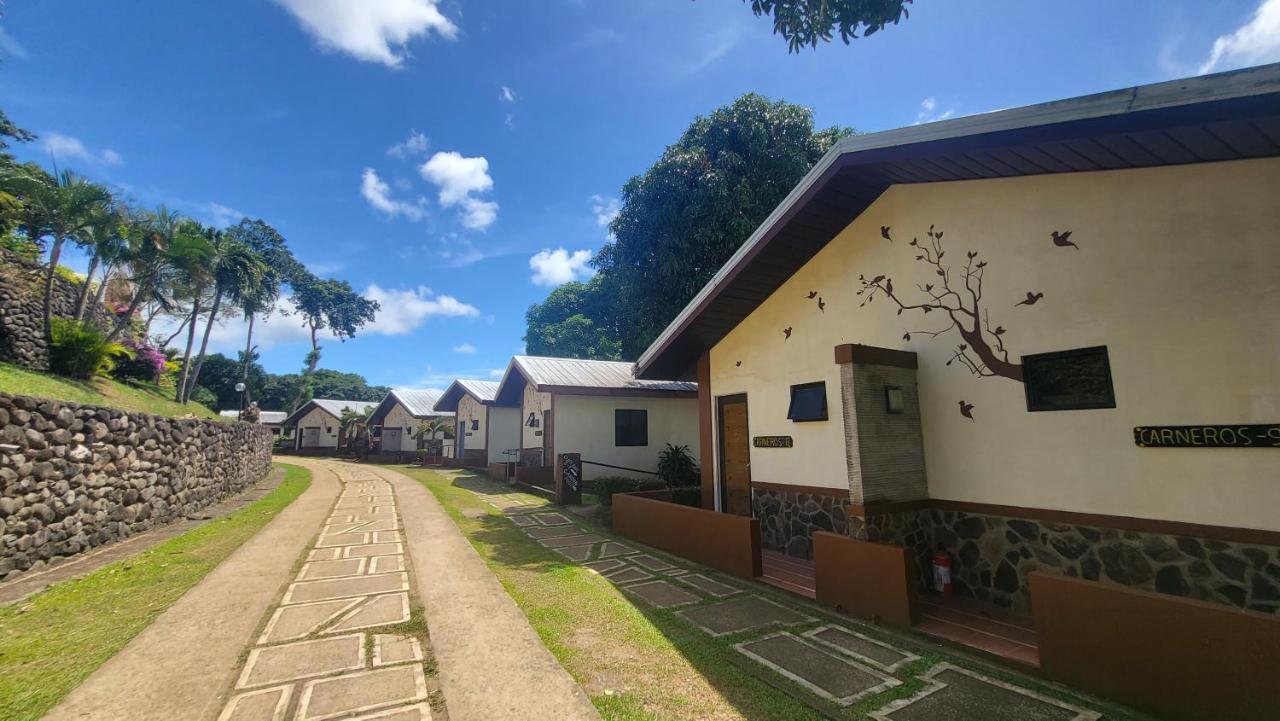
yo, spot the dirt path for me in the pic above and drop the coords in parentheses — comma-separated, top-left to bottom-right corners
(42, 462, 340, 721)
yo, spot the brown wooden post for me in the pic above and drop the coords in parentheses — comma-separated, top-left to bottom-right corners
(555, 452, 582, 506)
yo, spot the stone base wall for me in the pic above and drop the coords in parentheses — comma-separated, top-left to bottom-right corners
(0, 249, 113, 371)
(0, 391, 274, 580)
(752, 487, 856, 558)
(460, 448, 486, 466)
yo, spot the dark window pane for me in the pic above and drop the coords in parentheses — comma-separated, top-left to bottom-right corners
(615, 409, 648, 446)
(787, 382, 828, 422)
(1022, 346, 1115, 411)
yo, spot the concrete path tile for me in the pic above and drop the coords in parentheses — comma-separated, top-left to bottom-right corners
(357, 519, 401, 532)
(368, 554, 405, 574)
(295, 665, 428, 721)
(525, 525, 583, 540)
(373, 634, 425, 666)
(582, 559, 626, 575)
(869, 664, 1100, 721)
(217, 685, 292, 721)
(678, 573, 742, 598)
(533, 512, 572, 525)
(307, 548, 343, 562)
(553, 544, 595, 562)
(373, 530, 401, 543)
(298, 557, 367, 580)
(624, 580, 703, 608)
(314, 533, 371, 548)
(678, 595, 816, 636)
(322, 521, 369, 534)
(539, 533, 603, 548)
(258, 599, 362, 645)
(604, 567, 652, 585)
(328, 592, 412, 632)
(629, 554, 675, 571)
(237, 633, 366, 688)
(805, 625, 920, 672)
(343, 542, 405, 558)
(596, 541, 637, 558)
(736, 633, 899, 706)
(348, 703, 434, 720)
(508, 514, 537, 527)
(283, 572, 409, 604)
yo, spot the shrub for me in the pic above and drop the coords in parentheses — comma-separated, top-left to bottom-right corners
(0, 233, 39, 261)
(657, 443, 700, 487)
(48, 318, 133, 379)
(593, 475, 665, 507)
(671, 486, 703, 507)
(112, 338, 169, 383)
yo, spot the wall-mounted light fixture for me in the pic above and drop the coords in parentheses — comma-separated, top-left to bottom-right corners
(885, 386, 905, 414)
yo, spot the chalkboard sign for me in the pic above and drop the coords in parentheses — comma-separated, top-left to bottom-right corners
(562, 455, 581, 492)
(1134, 425, 1280, 448)
(753, 436, 794, 448)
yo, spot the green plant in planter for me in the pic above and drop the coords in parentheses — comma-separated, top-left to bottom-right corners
(657, 443, 700, 487)
(48, 318, 133, 379)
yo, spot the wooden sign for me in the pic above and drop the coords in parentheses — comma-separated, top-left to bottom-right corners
(753, 436, 794, 448)
(1134, 425, 1280, 448)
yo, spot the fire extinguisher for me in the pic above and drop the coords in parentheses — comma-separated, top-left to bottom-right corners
(932, 546, 953, 597)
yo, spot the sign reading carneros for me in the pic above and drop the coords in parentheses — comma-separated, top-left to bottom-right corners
(1133, 425, 1280, 448)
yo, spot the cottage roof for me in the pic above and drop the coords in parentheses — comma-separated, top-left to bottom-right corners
(433, 379, 502, 412)
(494, 355, 696, 405)
(281, 399, 378, 427)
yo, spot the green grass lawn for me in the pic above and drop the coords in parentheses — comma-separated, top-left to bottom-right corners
(0, 361, 221, 420)
(0, 462, 311, 721)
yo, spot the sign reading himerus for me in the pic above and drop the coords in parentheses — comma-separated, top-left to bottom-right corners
(753, 436, 794, 448)
(1134, 425, 1280, 448)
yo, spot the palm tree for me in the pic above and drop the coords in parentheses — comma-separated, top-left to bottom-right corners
(2, 168, 112, 341)
(106, 206, 200, 342)
(236, 262, 280, 407)
(413, 418, 456, 462)
(171, 222, 217, 402)
(182, 237, 267, 403)
(338, 406, 375, 458)
(73, 204, 128, 321)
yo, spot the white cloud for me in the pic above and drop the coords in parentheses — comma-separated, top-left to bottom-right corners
(203, 202, 245, 228)
(452, 343, 477, 354)
(499, 85, 516, 103)
(41, 132, 122, 166)
(363, 284, 479, 335)
(1200, 0, 1280, 74)
(488, 367, 505, 378)
(590, 194, 620, 230)
(0, 27, 28, 60)
(360, 167, 426, 220)
(419, 151, 498, 229)
(152, 295, 312, 353)
(529, 248, 593, 287)
(273, 0, 457, 68)
(387, 129, 429, 159)
(915, 97, 956, 125)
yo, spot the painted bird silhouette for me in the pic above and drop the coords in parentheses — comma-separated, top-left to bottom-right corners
(783, 327, 792, 341)
(1015, 291, 1044, 307)
(817, 297, 826, 313)
(735, 360, 742, 367)
(881, 226, 892, 241)
(958, 400, 975, 421)
(806, 291, 818, 299)
(1051, 230, 1078, 250)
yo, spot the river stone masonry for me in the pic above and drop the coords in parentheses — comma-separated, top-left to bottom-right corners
(0, 391, 273, 580)
(0, 248, 114, 371)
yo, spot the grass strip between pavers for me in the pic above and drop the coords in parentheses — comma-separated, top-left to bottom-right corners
(0, 462, 311, 721)
(389, 465, 1142, 721)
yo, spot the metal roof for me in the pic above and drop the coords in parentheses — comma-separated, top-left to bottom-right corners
(433, 379, 502, 412)
(385, 388, 453, 418)
(259, 411, 287, 425)
(281, 398, 379, 427)
(635, 63, 1280, 379)
(494, 355, 697, 405)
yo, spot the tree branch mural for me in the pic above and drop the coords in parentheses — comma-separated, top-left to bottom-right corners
(857, 224, 1032, 383)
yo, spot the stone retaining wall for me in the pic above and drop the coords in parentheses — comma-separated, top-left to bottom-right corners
(0, 248, 114, 371)
(0, 391, 274, 580)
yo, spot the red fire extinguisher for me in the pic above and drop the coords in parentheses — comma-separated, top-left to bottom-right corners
(932, 546, 953, 597)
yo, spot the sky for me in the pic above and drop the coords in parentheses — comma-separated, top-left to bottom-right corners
(2, 0, 1278, 390)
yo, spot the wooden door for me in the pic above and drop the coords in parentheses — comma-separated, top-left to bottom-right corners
(542, 410, 553, 467)
(302, 427, 320, 448)
(382, 428, 401, 453)
(718, 395, 752, 516)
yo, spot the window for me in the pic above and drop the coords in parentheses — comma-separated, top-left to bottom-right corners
(787, 382, 828, 422)
(614, 409, 648, 447)
(471, 419, 480, 431)
(1022, 346, 1116, 412)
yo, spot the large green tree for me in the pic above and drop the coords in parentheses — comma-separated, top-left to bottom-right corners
(547, 93, 852, 359)
(523, 275, 621, 360)
(737, 0, 911, 52)
(287, 276, 379, 412)
(181, 233, 268, 403)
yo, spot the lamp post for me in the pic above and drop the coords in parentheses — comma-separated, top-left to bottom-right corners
(235, 382, 247, 421)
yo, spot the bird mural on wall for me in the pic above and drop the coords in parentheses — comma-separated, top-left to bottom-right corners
(881, 226, 892, 241)
(1015, 291, 1044, 307)
(735, 360, 742, 367)
(818, 297, 826, 313)
(783, 326, 792, 341)
(806, 291, 817, 299)
(959, 400, 975, 421)
(1051, 230, 1078, 250)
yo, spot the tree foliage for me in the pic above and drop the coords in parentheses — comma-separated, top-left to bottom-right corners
(524, 93, 852, 360)
(738, 0, 912, 52)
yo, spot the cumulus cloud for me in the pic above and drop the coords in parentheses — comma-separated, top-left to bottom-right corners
(387, 129, 429, 159)
(273, 0, 457, 68)
(915, 97, 955, 125)
(499, 85, 516, 103)
(363, 284, 479, 335)
(42, 132, 122, 166)
(360, 168, 426, 220)
(452, 342, 476, 354)
(529, 248, 593, 287)
(152, 295, 312, 353)
(419, 151, 498, 229)
(590, 194, 620, 229)
(1200, 0, 1280, 74)
(203, 202, 246, 228)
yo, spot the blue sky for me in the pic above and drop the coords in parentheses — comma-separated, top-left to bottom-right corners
(3, 0, 1278, 389)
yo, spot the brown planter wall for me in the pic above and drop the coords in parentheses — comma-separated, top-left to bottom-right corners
(1031, 572, 1280, 721)
(612, 493, 761, 579)
(813, 531, 919, 628)
(517, 465, 554, 488)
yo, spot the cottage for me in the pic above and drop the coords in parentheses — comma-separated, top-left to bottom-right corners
(433, 379, 520, 468)
(493, 355, 700, 486)
(281, 399, 379, 452)
(625, 65, 1280, 715)
(220, 409, 290, 442)
(367, 388, 455, 458)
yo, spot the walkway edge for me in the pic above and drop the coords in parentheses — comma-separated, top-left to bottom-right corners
(42, 462, 340, 721)
(378, 464, 602, 721)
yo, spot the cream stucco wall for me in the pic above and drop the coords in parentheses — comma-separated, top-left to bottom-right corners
(457, 394, 486, 452)
(520, 381, 551, 452)
(378, 403, 422, 453)
(294, 407, 339, 448)
(710, 158, 1280, 530)
(553, 394, 701, 481)
(487, 406, 521, 465)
